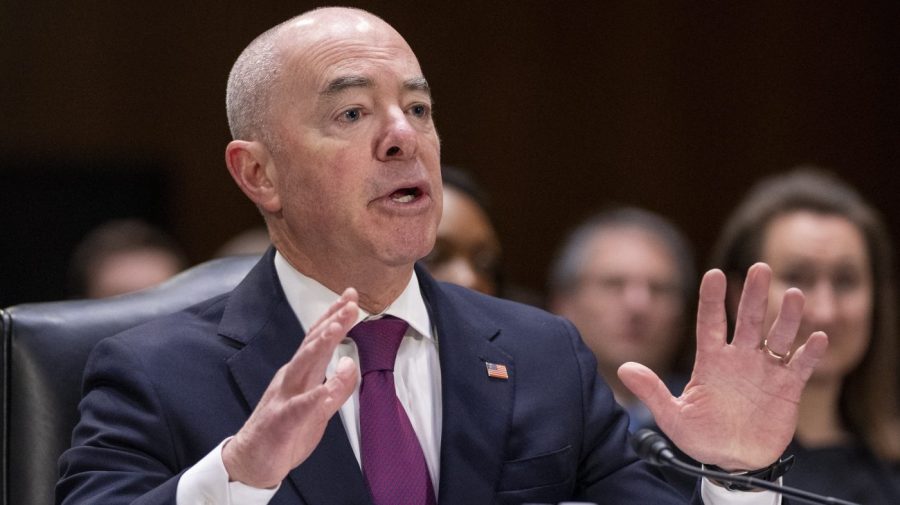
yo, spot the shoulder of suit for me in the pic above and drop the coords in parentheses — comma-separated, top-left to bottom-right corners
(437, 282, 565, 327)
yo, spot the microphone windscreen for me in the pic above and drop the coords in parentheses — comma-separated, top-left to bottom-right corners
(630, 429, 673, 465)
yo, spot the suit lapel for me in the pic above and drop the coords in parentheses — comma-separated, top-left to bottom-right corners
(220, 250, 371, 505)
(417, 266, 514, 504)
(219, 256, 515, 504)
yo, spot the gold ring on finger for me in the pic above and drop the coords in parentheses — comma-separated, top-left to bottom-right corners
(762, 338, 791, 363)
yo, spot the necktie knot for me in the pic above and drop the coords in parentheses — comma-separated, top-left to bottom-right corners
(348, 316, 409, 375)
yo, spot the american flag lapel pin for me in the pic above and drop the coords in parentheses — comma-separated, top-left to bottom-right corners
(485, 361, 509, 380)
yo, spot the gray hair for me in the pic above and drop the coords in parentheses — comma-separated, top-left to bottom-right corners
(225, 7, 387, 151)
(548, 207, 696, 301)
(225, 19, 293, 147)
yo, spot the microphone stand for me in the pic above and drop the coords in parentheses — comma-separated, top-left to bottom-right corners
(631, 429, 860, 505)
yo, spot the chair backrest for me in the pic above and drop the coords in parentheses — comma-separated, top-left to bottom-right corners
(0, 255, 259, 505)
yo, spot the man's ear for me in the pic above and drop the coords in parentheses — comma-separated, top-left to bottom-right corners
(225, 140, 281, 213)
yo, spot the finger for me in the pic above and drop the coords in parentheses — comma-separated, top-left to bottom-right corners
(290, 358, 357, 429)
(276, 357, 359, 471)
(618, 362, 677, 426)
(307, 287, 358, 334)
(732, 263, 771, 349)
(786, 331, 829, 381)
(303, 356, 358, 418)
(323, 356, 358, 410)
(284, 301, 358, 392)
(764, 287, 804, 357)
(298, 294, 359, 356)
(696, 269, 728, 353)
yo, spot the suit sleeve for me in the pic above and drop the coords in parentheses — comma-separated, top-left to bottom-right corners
(558, 317, 698, 504)
(56, 336, 184, 505)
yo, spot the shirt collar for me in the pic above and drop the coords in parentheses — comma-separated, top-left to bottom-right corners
(273, 251, 433, 340)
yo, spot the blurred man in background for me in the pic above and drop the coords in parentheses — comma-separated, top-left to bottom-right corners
(67, 218, 189, 298)
(549, 207, 695, 431)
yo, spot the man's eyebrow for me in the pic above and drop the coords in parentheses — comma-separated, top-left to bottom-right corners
(321, 75, 372, 96)
(319, 75, 431, 98)
(404, 77, 431, 95)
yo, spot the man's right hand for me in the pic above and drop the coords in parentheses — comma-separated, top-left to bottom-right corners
(222, 288, 360, 488)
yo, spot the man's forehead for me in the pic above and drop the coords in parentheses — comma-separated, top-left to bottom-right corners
(275, 22, 423, 82)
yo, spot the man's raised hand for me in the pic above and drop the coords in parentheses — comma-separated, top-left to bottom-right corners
(618, 263, 829, 470)
(223, 288, 360, 488)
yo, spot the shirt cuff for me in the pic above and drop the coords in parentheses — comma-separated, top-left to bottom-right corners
(176, 438, 281, 505)
(701, 477, 782, 505)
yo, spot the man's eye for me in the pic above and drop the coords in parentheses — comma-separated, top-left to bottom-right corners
(340, 108, 362, 122)
(410, 104, 429, 118)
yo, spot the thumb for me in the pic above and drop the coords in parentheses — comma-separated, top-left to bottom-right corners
(618, 362, 676, 422)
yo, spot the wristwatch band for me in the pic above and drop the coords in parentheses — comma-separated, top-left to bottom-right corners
(706, 455, 795, 491)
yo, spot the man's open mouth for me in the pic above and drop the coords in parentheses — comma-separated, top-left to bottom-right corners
(390, 187, 423, 203)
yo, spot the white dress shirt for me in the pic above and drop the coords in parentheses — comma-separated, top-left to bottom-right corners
(176, 252, 778, 505)
(275, 252, 443, 489)
(177, 252, 441, 504)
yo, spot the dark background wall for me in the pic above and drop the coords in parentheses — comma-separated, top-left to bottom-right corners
(2, 1, 899, 306)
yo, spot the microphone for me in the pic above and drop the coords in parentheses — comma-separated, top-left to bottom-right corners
(631, 429, 860, 505)
(632, 428, 677, 465)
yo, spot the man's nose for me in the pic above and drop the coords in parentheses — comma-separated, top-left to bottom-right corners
(622, 281, 652, 311)
(377, 109, 417, 161)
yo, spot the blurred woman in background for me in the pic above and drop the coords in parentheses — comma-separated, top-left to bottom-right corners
(711, 167, 900, 504)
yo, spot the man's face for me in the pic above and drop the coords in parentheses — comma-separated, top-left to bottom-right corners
(554, 227, 686, 374)
(264, 12, 442, 272)
(87, 249, 183, 299)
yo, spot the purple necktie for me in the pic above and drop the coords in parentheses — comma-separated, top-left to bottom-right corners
(349, 316, 437, 505)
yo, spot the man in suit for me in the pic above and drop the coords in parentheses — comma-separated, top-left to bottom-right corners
(57, 7, 828, 505)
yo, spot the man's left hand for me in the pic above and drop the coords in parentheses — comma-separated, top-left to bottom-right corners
(618, 262, 828, 470)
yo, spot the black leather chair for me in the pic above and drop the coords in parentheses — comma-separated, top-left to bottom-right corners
(0, 255, 259, 505)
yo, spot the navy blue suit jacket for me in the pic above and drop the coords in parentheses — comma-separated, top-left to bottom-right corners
(57, 251, 692, 504)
